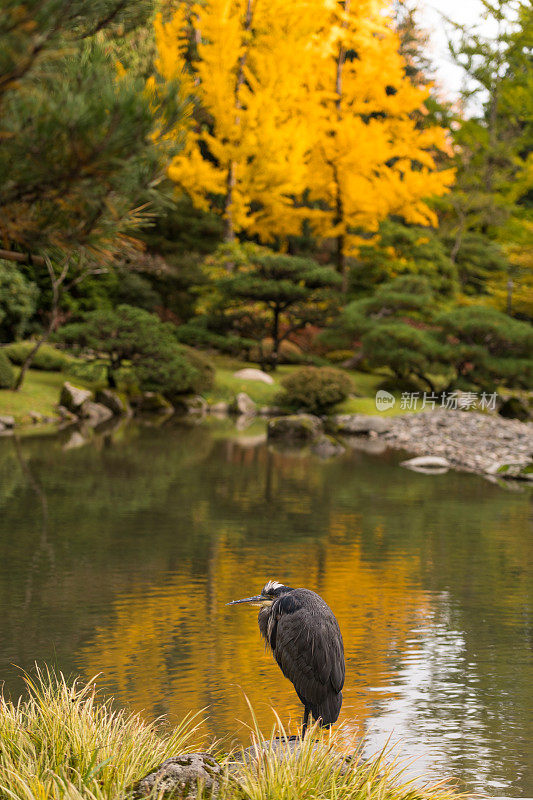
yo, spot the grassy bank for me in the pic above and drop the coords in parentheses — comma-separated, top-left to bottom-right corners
(0, 370, 95, 426)
(0, 355, 406, 428)
(0, 672, 462, 800)
(202, 355, 404, 416)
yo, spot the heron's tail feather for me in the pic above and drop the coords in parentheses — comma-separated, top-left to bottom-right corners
(312, 690, 342, 726)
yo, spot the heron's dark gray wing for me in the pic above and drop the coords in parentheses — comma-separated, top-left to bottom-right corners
(271, 595, 344, 706)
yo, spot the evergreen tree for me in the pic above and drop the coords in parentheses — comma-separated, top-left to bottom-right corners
(0, 0, 188, 386)
(56, 305, 214, 396)
(351, 219, 457, 297)
(0, 1, 184, 260)
(437, 305, 533, 390)
(192, 245, 341, 369)
(441, 0, 532, 316)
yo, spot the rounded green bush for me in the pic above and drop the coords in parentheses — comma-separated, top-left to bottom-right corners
(326, 350, 354, 364)
(178, 345, 215, 393)
(280, 366, 353, 414)
(3, 341, 73, 371)
(135, 345, 215, 400)
(0, 349, 15, 389)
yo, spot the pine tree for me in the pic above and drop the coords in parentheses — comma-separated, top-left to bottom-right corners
(0, 0, 188, 387)
(190, 244, 341, 369)
(0, 1, 183, 261)
(441, 0, 532, 317)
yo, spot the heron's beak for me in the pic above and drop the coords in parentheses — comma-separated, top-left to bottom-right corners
(226, 595, 265, 606)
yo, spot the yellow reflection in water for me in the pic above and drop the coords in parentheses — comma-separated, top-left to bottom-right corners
(78, 525, 430, 743)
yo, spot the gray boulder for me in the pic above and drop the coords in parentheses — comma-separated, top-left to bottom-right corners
(56, 404, 78, 422)
(401, 455, 450, 469)
(132, 392, 174, 415)
(63, 431, 89, 451)
(331, 414, 391, 435)
(175, 395, 208, 415)
(0, 415, 15, 429)
(79, 401, 114, 427)
(229, 392, 256, 416)
(311, 434, 345, 459)
(401, 455, 450, 474)
(133, 752, 223, 799)
(259, 406, 285, 417)
(209, 401, 230, 416)
(60, 382, 92, 413)
(95, 388, 129, 416)
(268, 414, 323, 442)
(233, 368, 274, 385)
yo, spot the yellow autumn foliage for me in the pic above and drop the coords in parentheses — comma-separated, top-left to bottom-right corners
(155, 0, 454, 252)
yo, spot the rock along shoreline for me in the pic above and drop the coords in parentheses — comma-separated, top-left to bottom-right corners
(331, 408, 533, 478)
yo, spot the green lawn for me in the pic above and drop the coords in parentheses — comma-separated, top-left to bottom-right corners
(206, 355, 410, 415)
(0, 370, 94, 425)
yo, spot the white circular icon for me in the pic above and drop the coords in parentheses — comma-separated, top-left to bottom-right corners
(375, 390, 395, 411)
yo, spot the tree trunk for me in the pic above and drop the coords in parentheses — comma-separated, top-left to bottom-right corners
(506, 276, 513, 316)
(223, 0, 254, 244)
(14, 256, 68, 390)
(271, 305, 280, 371)
(14, 328, 53, 391)
(334, 0, 350, 294)
(223, 162, 236, 244)
(415, 371, 435, 393)
(107, 363, 118, 389)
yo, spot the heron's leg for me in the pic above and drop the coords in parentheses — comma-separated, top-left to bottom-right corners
(301, 706, 310, 739)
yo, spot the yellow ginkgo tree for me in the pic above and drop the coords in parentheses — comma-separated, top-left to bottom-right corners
(156, 0, 453, 266)
(306, 0, 454, 289)
(156, 0, 317, 242)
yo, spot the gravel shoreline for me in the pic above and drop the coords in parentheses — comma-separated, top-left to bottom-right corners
(379, 409, 532, 475)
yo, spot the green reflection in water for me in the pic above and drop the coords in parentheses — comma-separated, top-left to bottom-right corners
(0, 420, 531, 795)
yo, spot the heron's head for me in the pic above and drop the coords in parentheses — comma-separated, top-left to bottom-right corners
(226, 579, 292, 608)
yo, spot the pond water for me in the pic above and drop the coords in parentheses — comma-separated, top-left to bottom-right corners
(0, 419, 531, 795)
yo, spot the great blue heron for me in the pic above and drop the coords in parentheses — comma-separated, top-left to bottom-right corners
(227, 580, 345, 736)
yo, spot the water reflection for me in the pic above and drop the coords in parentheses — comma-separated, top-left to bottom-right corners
(0, 420, 531, 795)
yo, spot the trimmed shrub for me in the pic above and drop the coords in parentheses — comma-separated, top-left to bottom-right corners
(136, 344, 215, 400)
(175, 322, 254, 357)
(436, 305, 533, 390)
(57, 306, 215, 399)
(0, 349, 15, 389)
(4, 341, 73, 371)
(361, 322, 445, 391)
(179, 345, 215, 393)
(279, 367, 353, 414)
(249, 337, 306, 365)
(326, 350, 355, 364)
(134, 348, 201, 399)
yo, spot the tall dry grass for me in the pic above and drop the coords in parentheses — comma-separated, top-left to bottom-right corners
(0, 670, 467, 800)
